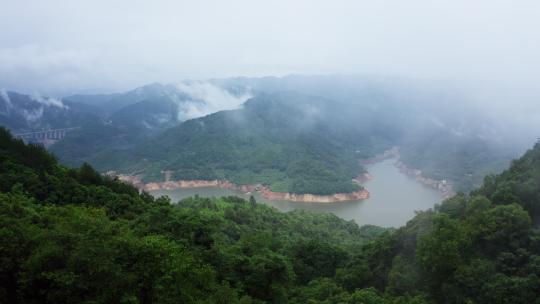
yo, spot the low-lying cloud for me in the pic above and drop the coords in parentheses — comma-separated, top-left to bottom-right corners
(174, 81, 252, 121)
(31, 94, 66, 109)
(2, 1, 539, 100)
(0, 89, 13, 112)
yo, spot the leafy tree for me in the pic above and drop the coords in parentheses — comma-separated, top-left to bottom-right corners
(469, 204, 531, 252)
(417, 215, 471, 294)
(288, 239, 348, 284)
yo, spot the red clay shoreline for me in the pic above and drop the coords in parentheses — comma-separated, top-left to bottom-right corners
(111, 174, 371, 203)
(108, 146, 454, 203)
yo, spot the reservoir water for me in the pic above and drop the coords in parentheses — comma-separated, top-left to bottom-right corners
(150, 158, 443, 227)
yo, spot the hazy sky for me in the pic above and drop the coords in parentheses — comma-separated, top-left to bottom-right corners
(1, 0, 540, 96)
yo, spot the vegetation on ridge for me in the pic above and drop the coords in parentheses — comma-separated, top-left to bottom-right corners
(2, 126, 540, 302)
(84, 93, 377, 195)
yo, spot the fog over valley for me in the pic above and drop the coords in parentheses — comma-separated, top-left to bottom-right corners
(2, 1, 540, 303)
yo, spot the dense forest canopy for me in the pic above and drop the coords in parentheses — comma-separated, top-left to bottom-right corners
(0, 127, 384, 303)
(2, 126, 540, 303)
(87, 92, 375, 195)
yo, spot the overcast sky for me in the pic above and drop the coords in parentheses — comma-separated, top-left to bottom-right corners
(1, 0, 540, 97)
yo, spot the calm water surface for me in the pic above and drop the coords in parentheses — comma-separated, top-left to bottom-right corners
(150, 158, 443, 227)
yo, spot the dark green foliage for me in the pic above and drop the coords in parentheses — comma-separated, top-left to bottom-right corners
(416, 215, 471, 293)
(355, 144, 540, 303)
(3, 126, 540, 303)
(288, 239, 348, 284)
(49, 97, 180, 169)
(95, 93, 368, 195)
(475, 143, 540, 223)
(9, 76, 514, 197)
(49, 77, 521, 195)
(0, 128, 384, 303)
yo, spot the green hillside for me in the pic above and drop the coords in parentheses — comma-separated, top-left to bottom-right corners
(2, 127, 540, 303)
(0, 127, 385, 303)
(49, 77, 521, 194)
(92, 92, 393, 195)
(357, 144, 540, 303)
(49, 96, 181, 166)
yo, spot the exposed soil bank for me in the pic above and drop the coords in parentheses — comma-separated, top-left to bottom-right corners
(112, 174, 370, 203)
(108, 145, 454, 203)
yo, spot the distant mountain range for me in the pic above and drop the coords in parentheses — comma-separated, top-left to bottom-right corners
(0, 76, 525, 193)
(64, 81, 252, 119)
(0, 90, 100, 133)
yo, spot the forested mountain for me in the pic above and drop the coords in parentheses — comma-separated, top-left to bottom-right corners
(47, 76, 522, 194)
(64, 82, 252, 119)
(64, 83, 191, 115)
(48, 96, 182, 166)
(0, 90, 100, 133)
(399, 129, 515, 191)
(49, 81, 252, 167)
(2, 126, 540, 303)
(2, 76, 525, 194)
(0, 127, 386, 303)
(214, 76, 522, 191)
(85, 91, 398, 195)
(358, 143, 540, 303)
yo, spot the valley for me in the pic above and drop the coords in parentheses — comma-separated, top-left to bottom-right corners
(148, 158, 444, 227)
(2, 125, 540, 302)
(4, 2, 540, 301)
(1, 79, 538, 302)
(115, 173, 370, 203)
(111, 146, 451, 208)
(1, 76, 526, 201)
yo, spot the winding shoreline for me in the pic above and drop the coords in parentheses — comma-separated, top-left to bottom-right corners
(394, 161, 456, 199)
(362, 147, 456, 199)
(112, 174, 371, 203)
(108, 146, 454, 203)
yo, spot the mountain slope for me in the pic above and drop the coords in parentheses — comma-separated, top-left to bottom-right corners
(53, 76, 524, 193)
(96, 92, 397, 195)
(0, 127, 387, 303)
(356, 144, 540, 303)
(64, 82, 252, 119)
(0, 90, 100, 133)
(51, 81, 252, 167)
(2, 125, 540, 303)
(49, 96, 182, 165)
(6, 76, 525, 194)
(475, 142, 540, 223)
(213, 75, 524, 192)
